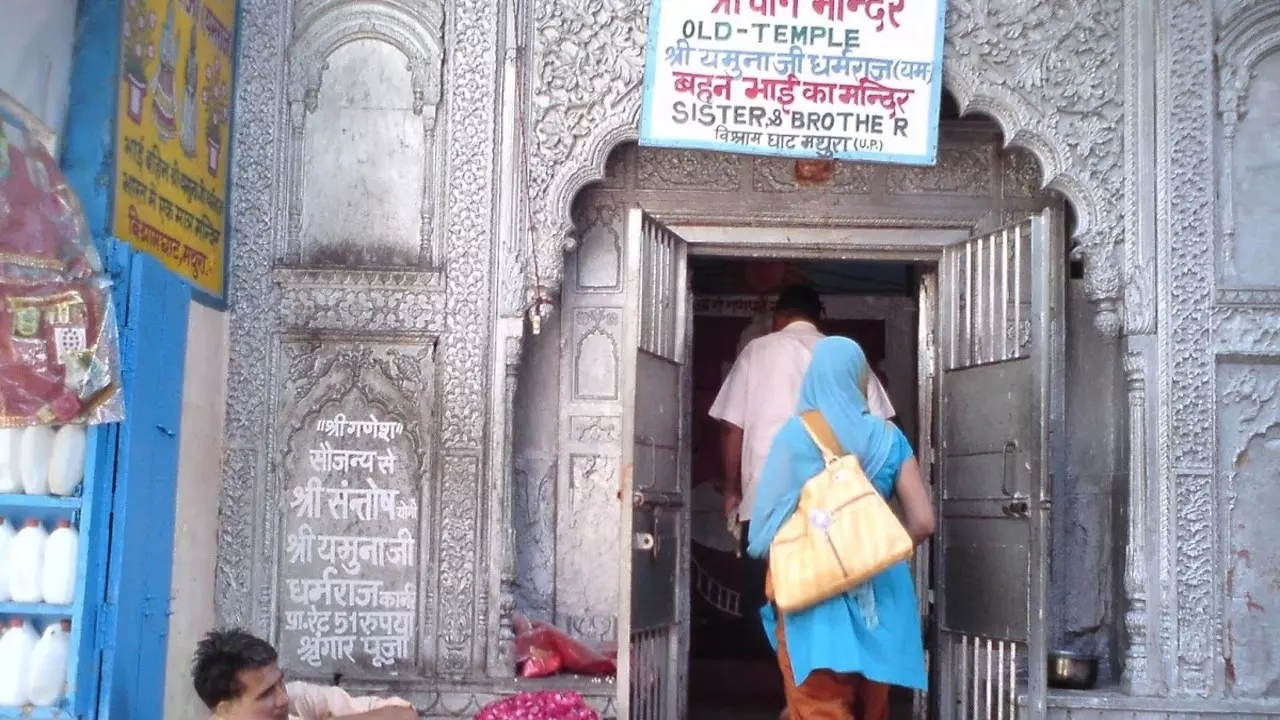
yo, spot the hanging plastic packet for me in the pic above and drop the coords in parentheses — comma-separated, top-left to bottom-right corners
(0, 96, 124, 427)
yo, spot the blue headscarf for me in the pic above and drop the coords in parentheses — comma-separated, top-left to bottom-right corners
(747, 336, 895, 558)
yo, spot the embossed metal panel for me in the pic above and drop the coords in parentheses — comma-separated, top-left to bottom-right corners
(618, 209, 690, 720)
(933, 210, 1064, 720)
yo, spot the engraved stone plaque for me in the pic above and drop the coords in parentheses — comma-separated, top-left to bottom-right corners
(275, 340, 433, 679)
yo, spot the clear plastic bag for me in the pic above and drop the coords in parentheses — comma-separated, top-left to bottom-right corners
(0, 99, 124, 427)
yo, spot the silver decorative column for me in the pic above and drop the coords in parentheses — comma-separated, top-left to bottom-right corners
(1122, 350, 1150, 694)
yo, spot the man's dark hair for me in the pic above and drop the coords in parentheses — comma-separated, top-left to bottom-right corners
(773, 284, 824, 322)
(192, 628, 279, 710)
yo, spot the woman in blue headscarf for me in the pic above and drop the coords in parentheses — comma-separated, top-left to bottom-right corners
(748, 337, 935, 720)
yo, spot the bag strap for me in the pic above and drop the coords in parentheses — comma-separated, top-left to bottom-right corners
(799, 410, 845, 465)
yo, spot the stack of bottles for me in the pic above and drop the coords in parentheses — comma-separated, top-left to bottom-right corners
(0, 425, 88, 497)
(0, 517, 80, 606)
(0, 619, 69, 707)
(0, 424, 87, 708)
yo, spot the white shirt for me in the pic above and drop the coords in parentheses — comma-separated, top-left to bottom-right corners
(708, 320, 895, 522)
(285, 681, 412, 720)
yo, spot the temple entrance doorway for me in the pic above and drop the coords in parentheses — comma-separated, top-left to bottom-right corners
(533, 103, 1078, 719)
(686, 255, 929, 720)
(609, 206, 1066, 720)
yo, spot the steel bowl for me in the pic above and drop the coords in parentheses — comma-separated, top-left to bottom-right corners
(1047, 650, 1098, 690)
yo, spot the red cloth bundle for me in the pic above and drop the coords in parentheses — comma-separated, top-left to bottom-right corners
(513, 614, 617, 678)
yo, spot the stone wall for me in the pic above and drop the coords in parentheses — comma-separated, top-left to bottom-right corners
(214, 0, 1280, 713)
(222, 1, 513, 709)
(1212, 1, 1280, 702)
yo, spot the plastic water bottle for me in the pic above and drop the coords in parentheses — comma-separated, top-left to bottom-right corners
(0, 618, 38, 705)
(47, 426, 87, 497)
(27, 621, 69, 706)
(19, 426, 56, 496)
(10, 519, 49, 603)
(0, 518, 15, 603)
(0, 429, 21, 494)
(41, 520, 79, 605)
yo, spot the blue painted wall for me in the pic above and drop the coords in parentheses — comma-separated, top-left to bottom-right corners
(61, 0, 193, 716)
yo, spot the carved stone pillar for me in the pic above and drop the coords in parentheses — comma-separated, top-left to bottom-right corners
(486, 324, 523, 675)
(1122, 349, 1151, 694)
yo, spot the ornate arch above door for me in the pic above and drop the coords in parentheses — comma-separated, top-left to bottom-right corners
(524, 0, 1127, 335)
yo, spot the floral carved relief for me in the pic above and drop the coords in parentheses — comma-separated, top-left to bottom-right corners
(222, 0, 504, 687)
(526, 0, 1129, 335)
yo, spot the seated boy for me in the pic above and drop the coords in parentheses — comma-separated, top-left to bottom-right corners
(192, 628, 416, 720)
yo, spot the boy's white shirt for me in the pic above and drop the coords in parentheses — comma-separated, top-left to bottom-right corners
(286, 682, 412, 719)
(211, 681, 411, 720)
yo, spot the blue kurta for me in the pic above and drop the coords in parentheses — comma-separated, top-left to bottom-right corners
(750, 425, 928, 690)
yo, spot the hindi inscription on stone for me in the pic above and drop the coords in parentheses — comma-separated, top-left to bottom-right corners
(275, 340, 433, 679)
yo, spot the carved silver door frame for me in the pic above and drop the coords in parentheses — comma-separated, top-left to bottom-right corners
(916, 269, 939, 720)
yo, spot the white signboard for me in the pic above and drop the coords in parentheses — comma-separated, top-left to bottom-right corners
(639, 0, 946, 165)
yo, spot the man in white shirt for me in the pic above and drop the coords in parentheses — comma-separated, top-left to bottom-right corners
(708, 285, 895, 642)
(193, 629, 416, 720)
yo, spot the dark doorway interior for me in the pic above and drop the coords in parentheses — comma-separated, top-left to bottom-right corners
(687, 257, 919, 719)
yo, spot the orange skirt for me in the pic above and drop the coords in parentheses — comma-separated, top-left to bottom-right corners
(775, 610, 890, 720)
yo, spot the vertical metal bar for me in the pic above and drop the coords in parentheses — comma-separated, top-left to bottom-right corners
(948, 250, 958, 371)
(639, 632, 648, 719)
(639, 220, 649, 354)
(649, 224, 658, 354)
(643, 632, 651, 719)
(1009, 643, 1019, 719)
(673, 241, 689, 364)
(650, 632, 657, 720)
(670, 237, 678, 359)
(973, 236, 983, 364)
(657, 631, 664, 718)
(942, 251, 951, 371)
(660, 233, 670, 356)
(647, 632, 654, 720)
(656, 632, 664, 719)
(656, 631, 663, 719)
(964, 241, 973, 366)
(1001, 229, 1010, 361)
(663, 234, 672, 358)
(970, 636, 980, 720)
(650, 225, 660, 354)
(996, 640, 1006, 720)
(984, 234, 992, 364)
(977, 234, 988, 361)
(645, 632, 652, 719)
(959, 635, 969, 719)
(1013, 225, 1023, 355)
(984, 638, 993, 718)
(986, 233, 997, 365)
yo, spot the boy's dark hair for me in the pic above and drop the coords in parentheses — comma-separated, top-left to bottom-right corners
(773, 284, 824, 322)
(192, 628, 280, 710)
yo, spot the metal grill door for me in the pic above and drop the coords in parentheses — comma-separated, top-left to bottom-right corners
(932, 209, 1064, 720)
(617, 208, 691, 720)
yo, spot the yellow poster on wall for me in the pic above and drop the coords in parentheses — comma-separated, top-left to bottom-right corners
(113, 0, 236, 298)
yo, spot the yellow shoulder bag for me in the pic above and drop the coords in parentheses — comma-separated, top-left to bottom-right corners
(767, 410, 915, 613)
